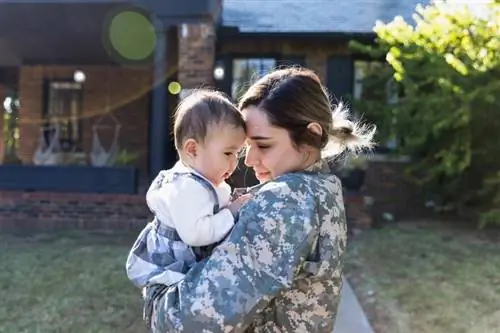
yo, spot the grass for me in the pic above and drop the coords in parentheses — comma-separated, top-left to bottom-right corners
(0, 231, 145, 333)
(2, 222, 499, 333)
(345, 221, 500, 333)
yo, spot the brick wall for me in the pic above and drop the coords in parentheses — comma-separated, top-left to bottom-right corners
(344, 193, 372, 230)
(17, 66, 152, 174)
(0, 189, 372, 232)
(13, 22, 216, 176)
(178, 22, 216, 89)
(362, 159, 425, 221)
(0, 161, 421, 232)
(232, 158, 422, 228)
(0, 191, 151, 231)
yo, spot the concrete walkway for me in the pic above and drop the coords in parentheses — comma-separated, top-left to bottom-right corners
(333, 277, 374, 333)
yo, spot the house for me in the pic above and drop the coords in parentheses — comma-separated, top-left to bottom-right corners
(0, 0, 427, 230)
(216, 0, 427, 188)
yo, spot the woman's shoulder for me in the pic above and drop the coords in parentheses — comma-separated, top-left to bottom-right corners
(256, 173, 308, 196)
(254, 172, 340, 203)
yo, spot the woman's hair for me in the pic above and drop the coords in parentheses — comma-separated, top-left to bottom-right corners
(238, 67, 376, 157)
(173, 89, 245, 150)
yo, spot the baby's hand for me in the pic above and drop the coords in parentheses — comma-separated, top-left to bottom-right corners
(227, 194, 252, 216)
(231, 187, 249, 201)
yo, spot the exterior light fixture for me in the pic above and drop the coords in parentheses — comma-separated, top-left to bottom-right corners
(213, 62, 225, 80)
(74, 70, 86, 83)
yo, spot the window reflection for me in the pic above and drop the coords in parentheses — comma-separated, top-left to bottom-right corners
(353, 60, 399, 151)
(231, 58, 276, 100)
(45, 81, 83, 152)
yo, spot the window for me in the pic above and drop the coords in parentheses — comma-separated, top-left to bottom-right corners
(44, 81, 83, 151)
(353, 61, 398, 104)
(353, 60, 400, 152)
(231, 58, 276, 100)
(2, 93, 20, 159)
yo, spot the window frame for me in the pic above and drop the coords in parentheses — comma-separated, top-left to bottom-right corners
(230, 56, 278, 100)
(352, 58, 403, 154)
(213, 53, 306, 101)
(42, 78, 84, 152)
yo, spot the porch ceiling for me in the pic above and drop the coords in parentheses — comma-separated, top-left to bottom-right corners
(0, 1, 220, 66)
(0, 3, 126, 65)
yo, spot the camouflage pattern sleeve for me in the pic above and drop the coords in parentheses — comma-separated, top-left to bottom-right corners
(152, 174, 320, 332)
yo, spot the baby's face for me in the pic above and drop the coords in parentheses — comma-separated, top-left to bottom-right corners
(193, 124, 246, 186)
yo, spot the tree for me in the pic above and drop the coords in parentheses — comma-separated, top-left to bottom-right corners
(351, 0, 500, 226)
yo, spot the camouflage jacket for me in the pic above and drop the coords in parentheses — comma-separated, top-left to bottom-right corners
(148, 159, 348, 332)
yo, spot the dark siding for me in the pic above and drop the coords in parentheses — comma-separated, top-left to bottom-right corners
(326, 56, 354, 104)
(277, 56, 306, 67)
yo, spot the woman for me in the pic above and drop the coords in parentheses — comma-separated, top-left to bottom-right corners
(145, 67, 375, 332)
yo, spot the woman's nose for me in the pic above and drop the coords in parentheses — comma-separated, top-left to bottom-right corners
(244, 146, 257, 167)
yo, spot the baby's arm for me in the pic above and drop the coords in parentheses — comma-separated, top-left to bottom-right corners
(150, 178, 235, 247)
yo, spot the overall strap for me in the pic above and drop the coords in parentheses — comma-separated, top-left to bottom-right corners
(182, 173, 223, 261)
(185, 173, 220, 214)
(153, 218, 182, 241)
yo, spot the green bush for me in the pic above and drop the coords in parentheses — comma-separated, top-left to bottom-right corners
(351, 0, 500, 227)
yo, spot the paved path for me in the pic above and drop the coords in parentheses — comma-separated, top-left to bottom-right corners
(333, 277, 374, 333)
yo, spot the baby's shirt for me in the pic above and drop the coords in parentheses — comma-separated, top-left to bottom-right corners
(146, 161, 235, 247)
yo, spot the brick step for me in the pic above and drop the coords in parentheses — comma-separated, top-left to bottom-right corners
(344, 192, 373, 230)
(0, 190, 373, 232)
(0, 191, 151, 231)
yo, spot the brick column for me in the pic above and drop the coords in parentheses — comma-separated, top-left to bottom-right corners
(178, 22, 216, 89)
(18, 66, 44, 164)
(149, 22, 180, 177)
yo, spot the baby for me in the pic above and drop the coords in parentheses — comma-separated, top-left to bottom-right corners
(125, 89, 250, 289)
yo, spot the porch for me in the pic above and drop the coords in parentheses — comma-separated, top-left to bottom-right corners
(0, 0, 220, 194)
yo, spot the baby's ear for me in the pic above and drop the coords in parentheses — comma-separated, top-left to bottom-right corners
(183, 139, 198, 158)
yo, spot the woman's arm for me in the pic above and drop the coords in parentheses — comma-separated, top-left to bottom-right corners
(153, 176, 319, 332)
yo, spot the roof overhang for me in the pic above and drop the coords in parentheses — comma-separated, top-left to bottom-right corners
(217, 26, 376, 43)
(0, 0, 221, 66)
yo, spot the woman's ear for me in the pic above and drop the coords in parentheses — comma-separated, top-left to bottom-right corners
(307, 122, 323, 137)
(183, 139, 198, 158)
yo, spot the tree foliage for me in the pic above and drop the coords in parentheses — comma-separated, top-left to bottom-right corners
(351, 0, 500, 226)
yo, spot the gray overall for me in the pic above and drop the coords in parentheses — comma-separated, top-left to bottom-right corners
(142, 171, 224, 329)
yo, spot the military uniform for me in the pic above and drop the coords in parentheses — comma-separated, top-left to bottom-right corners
(144, 159, 348, 332)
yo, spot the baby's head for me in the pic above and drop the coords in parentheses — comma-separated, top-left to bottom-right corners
(174, 89, 246, 186)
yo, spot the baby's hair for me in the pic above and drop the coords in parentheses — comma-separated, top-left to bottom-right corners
(173, 89, 245, 150)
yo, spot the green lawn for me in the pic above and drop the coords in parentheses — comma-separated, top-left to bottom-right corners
(2, 223, 499, 333)
(0, 231, 145, 333)
(345, 221, 500, 333)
